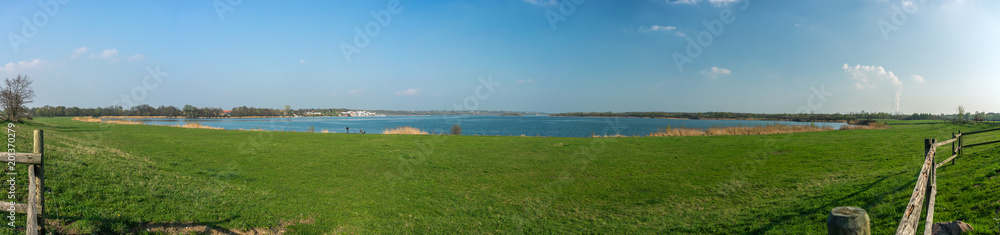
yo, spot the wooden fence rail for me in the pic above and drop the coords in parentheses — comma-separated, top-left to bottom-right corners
(10, 130, 44, 235)
(958, 127, 1000, 136)
(894, 139, 937, 235)
(828, 127, 1000, 235)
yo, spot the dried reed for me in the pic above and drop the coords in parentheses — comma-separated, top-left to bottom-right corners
(382, 126, 429, 135)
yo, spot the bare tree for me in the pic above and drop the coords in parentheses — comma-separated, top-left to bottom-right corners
(956, 105, 965, 123)
(1, 75, 35, 122)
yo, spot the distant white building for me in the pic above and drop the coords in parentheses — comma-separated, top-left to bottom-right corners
(341, 110, 382, 117)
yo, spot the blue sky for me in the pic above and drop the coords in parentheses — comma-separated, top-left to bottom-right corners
(1, 0, 997, 114)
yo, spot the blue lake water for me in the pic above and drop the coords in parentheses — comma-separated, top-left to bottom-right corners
(122, 115, 848, 137)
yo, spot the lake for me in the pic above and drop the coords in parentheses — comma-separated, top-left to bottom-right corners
(118, 115, 849, 137)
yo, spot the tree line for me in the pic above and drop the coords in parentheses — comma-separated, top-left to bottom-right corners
(551, 111, 1000, 123)
(29, 105, 291, 118)
(6, 74, 998, 123)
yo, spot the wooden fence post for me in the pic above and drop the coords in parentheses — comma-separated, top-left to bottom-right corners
(896, 139, 940, 235)
(923, 144, 938, 235)
(827, 207, 870, 235)
(925, 139, 933, 159)
(951, 132, 956, 165)
(27, 130, 43, 235)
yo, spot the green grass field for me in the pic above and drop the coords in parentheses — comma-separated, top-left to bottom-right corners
(2, 117, 998, 234)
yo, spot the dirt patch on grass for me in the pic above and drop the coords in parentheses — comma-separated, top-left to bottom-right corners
(44, 218, 314, 235)
(136, 218, 314, 235)
(995, 200, 1000, 215)
(138, 223, 265, 235)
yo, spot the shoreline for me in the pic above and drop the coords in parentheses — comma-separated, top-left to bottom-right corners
(550, 115, 851, 123)
(71, 116, 876, 138)
(100, 115, 377, 119)
(97, 114, 511, 119)
(96, 115, 850, 124)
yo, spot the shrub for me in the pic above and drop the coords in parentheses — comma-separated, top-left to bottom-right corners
(451, 124, 462, 135)
(383, 126, 429, 135)
(648, 123, 835, 137)
(839, 122, 889, 130)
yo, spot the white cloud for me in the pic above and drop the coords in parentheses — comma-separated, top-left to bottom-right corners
(395, 88, 420, 96)
(668, 0, 739, 7)
(700, 67, 731, 79)
(707, 0, 740, 7)
(842, 63, 904, 113)
(348, 89, 366, 95)
(902, 0, 915, 9)
(127, 54, 146, 62)
(648, 78, 672, 91)
(639, 25, 677, 33)
(523, 0, 557, 6)
(0, 59, 49, 74)
(515, 79, 534, 83)
(842, 63, 901, 89)
(299, 59, 306, 64)
(911, 75, 924, 83)
(676, 31, 686, 37)
(71, 47, 89, 58)
(91, 49, 118, 59)
(668, 0, 700, 5)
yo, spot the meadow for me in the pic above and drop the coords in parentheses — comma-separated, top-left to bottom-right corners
(1, 117, 998, 234)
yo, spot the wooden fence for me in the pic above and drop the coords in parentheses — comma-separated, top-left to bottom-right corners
(10, 130, 44, 235)
(828, 127, 1000, 235)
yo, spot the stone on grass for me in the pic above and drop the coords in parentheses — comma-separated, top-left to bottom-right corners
(930, 220, 973, 235)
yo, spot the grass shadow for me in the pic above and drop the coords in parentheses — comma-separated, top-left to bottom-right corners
(41, 215, 246, 235)
(743, 170, 912, 234)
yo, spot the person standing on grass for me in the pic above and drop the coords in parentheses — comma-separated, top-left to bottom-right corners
(346, 126, 349, 133)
